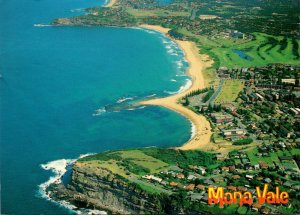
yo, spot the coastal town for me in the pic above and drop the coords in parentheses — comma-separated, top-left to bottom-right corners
(127, 63, 300, 213)
(44, 0, 300, 214)
(183, 64, 300, 147)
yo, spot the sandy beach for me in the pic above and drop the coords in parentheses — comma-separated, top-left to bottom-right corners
(139, 24, 214, 150)
(105, 0, 117, 7)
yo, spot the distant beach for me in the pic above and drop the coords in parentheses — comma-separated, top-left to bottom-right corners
(140, 24, 214, 151)
(105, 0, 117, 7)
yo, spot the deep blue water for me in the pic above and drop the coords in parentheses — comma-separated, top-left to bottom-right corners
(0, 0, 191, 214)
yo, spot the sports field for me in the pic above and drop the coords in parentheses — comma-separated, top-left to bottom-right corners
(214, 79, 244, 104)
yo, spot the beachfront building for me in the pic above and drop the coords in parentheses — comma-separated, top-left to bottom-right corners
(211, 113, 233, 124)
(221, 129, 246, 138)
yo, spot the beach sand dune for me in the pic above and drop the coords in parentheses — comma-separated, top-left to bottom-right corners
(140, 24, 214, 150)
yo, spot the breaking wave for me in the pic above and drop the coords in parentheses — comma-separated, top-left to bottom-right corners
(38, 154, 107, 214)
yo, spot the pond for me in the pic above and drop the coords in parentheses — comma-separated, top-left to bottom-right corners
(233, 49, 253, 61)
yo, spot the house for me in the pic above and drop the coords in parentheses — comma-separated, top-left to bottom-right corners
(196, 184, 206, 191)
(188, 165, 196, 170)
(252, 203, 262, 211)
(289, 108, 300, 115)
(177, 173, 185, 179)
(142, 175, 162, 183)
(187, 174, 197, 180)
(261, 207, 271, 214)
(160, 181, 168, 186)
(264, 178, 272, 183)
(259, 161, 269, 169)
(195, 166, 206, 175)
(185, 184, 195, 191)
(222, 166, 229, 172)
(204, 179, 213, 185)
(254, 164, 260, 170)
(256, 93, 264, 101)
(227, 186, 237, 191)
(222, 129, 246, 138)
(213, 177, 224, 183)
(232, 175, 240, 180)
(211, 113, 233, 124)
(169, 182, 178, 187)
(246, 175, 254, 180)
(213, 169, 221, 174)
(229, 166, 236, 172)
(237, 186, 247, 192)
(257, 176, 264, 181)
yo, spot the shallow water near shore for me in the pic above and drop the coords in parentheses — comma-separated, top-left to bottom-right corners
(0, 0, 191, 214)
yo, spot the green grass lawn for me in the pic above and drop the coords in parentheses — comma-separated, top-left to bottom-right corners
(290, 148, 300, 156)
(126, 8, 189, 17)
(237, 206, 248, 214)
(214, 79, 244, 104)
(119, 150, 170, 173)
(196, 32, 300, 69)
(135, 181, 162, 194)
(246, 148, 298, 169)
(282, 160, 298, 170)
(79, 149, 170, 178)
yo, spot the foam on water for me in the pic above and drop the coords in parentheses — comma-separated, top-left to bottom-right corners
(92, 107, 106, 116)
(33, 24, 53, 27)
(146, 94, 156, 98)
(176, 60, 183, 68)
(189, 120, 196, 140)
(178, 79, 192, 93)
(142, 29, 158, 35)
(176, 73, 186, 77)
(164, 79, 192, 95)
(117, 96, 135, 103)
(38, 154, 107, 214)
(126, 106, 146, 111)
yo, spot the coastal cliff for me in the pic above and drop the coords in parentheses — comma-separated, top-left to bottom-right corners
(46, 148, 218, 214)
(47, 161, 161, 214)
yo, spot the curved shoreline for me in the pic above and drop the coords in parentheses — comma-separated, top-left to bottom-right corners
(139, 24, 213, 150)
(105, 0, 117, 7)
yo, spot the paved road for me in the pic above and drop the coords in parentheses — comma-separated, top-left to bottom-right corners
(208, 78, 225, 106)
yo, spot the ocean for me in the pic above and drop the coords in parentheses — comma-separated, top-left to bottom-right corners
(0, 0, 191, 214)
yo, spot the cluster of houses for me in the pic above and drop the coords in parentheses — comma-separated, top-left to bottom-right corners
(140, 147, 299, 213)
(217, 64, 300, 91)
(211, 64, 300, 143)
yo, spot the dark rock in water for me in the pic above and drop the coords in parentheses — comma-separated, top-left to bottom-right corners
(104, 102, 136, 112)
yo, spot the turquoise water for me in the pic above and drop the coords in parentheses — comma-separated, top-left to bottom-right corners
(0, 0, 191, 214)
